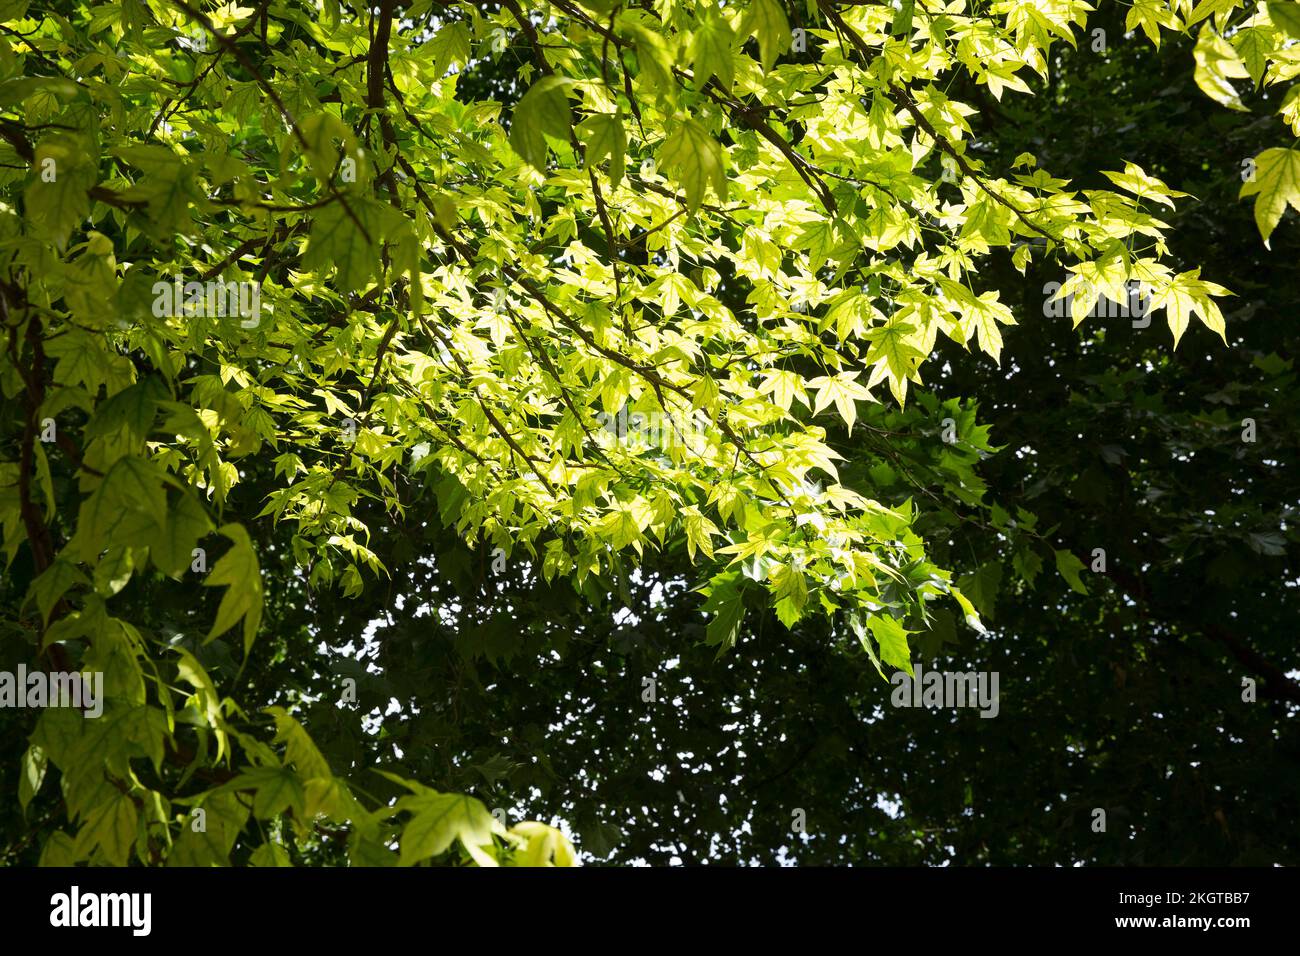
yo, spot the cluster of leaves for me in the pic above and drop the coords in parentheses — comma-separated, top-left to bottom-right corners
(1156, 0, 1300, 242)
(0, 0, 1277, 866)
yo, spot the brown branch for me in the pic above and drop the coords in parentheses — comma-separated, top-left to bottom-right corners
(2, 284, 72, 673)
(199, 222, 295, 281)
(684, 70, 839, 215)
(500, 0, 551, 75)
(369, 0, 402, 198)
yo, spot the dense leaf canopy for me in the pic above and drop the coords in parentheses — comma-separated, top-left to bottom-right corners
(0, 0, 1295, 866)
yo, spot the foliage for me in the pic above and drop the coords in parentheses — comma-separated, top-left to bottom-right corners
(1160, 0, 1300, 242)
(0, 0, 1288, 866)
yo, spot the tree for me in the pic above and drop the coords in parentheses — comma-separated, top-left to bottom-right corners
(0, 0, 1276, 866)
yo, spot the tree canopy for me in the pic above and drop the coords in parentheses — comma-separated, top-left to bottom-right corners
(0, 0, 1296, 867)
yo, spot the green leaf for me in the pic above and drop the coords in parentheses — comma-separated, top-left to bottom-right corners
(867, 614, 914, 675)
(744, 0, 790, 72)
(809, 370, 873, 432)
(864, 320, 925, 404)
(1246, 531, 1287, 556)
(76, 456, 167, 562)
(175, 648, 228, 762)
(303, 196, 383, 291)
(1013, 545, 1044, 589)
(1187, 0, 1238, 26)
(300, 112, 357, 184)
(691, 5, 736, 88)
(509, 77, 574, 171)
(682, 505, 720, 560)
(116, 705, 167, 775)
(39, 831, 79, 867)
(1149, 267, 1231, 345)
(93, 544, 136, 596)
(47, 330, 109, 392)
(203, 524, 263, 656)
(701, 570, 745, 653)
(152, 490, 213, 578)
(577, 111, 626, 189)
(235, 766, 308, 819)
(950, 586, 986, 634)
(24, 135, 94, 247)
(113, 144, 194, 234)
(30, 707, 84, 768)
(849, 611, 885, 677)
(250, 841, 294, 866)
(1126, 0, 1177, 45)
(772, 561, 808, 627)
(1054, 548, 1090, 595)
(167, 790, 249, 866)
(1193, 30, 1249, 112)
(1268, 2, 1300, 38)
(1232, 26, 1274, 85)
(427, 21, 472, 75)
(266, 707, 333, 780)
(398, 792, 496, 865)
(1239, 148, 1300, 244)
(30, 559, 88, 626)
(891, 0, 916, 36)
(915, 608, 958, 659)
(86, 377, 165, 444)
(508, 821, 576, 867)
(19, 745, 47, 815)
(621, 18, 677, 98)
(956, 561, 1002, 620)
(74, 792, 138, 866)
(658, 117, 726, 212)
